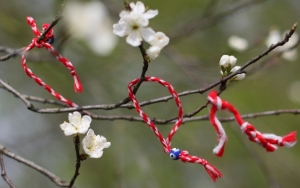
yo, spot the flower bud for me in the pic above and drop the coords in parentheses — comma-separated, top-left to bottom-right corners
(230, 66, 246, 81)
(147, 46, 161, 60)
(219, 55, 237, 76)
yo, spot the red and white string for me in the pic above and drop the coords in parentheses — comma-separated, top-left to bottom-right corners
(128, 77, 222, 181)
(22, 17, 82, 107)
(208, 90, 297, 157)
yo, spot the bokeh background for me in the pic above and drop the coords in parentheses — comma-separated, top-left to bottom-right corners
(0, 0, 300, 187)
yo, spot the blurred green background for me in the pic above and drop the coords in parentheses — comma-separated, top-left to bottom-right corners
(0, 0, 300, 187)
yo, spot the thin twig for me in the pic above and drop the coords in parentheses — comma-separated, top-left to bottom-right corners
(24, 109, 300, 123)
(37, 15, 62, 42)
(0, 47, 24, 61)
(68, 135, 81, 188)
(22, 94, 69, 107)
(113, 43, 149, 108)
(0, 153, 16, 188)
(0, 142, 72, 187)
(0, 79, 34, 109)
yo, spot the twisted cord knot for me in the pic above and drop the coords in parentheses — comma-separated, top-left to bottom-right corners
(208, 90, 297, 156)
(32, 38, 44, 48)
(22, 16, 82, 107)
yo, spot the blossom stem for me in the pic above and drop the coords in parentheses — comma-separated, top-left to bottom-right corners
(113, 42, 149, 108)
(68, 134, 81, 188)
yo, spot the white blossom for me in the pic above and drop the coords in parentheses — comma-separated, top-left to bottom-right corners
(113, 1, 158, 46)
(228, 35, 248, 51)
(149, 32, 169, 49)
(64, 1, 117, 55)
(60, 112, 91, 136)
(146, 32, 169, 60)
(147, 46, 161, 60)
(82, 129, 111, 158)
(230, 66, 246, 81)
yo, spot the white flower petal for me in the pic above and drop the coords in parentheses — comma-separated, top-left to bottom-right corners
(68, 112, 81, 126)
(230, 66, 246, 81)
(103, 142, 111, 148)
(144, 10, 158, 19)
(97, 136, 109, 146)
(233, 73, 246, 81)
(147, 46, 161, 60)
(140, 27, 155, 42)
(149, 32, 169, 48)
(126, 31, 142, 46)
(77, 115, 91, 134)
(119, 10, 130, 18)
(90, 150, 103, 158)
(229, 56, 237, 67)
(134, 1, 146, 15)
(82, 129, 110, 158)
(60, 122, 77, 136)
(219, 55, 230, 67)
(113, 22, 128, 37)
(230, 66, 241, 73)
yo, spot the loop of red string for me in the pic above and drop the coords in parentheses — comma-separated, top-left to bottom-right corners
(208, 90, 297, 157)
(128, 77, 222, 181)
(22, 16, 82, 107)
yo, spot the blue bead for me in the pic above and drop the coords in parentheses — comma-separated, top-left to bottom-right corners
(169, 148, 181, 160)
(47, 37, 55, 44)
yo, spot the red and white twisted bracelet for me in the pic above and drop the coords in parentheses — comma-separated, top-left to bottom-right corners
(208, 90, 297, 157)
(22, 17, 82, 107)
(128, 77, 222, 182)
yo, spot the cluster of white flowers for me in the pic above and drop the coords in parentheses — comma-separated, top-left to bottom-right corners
(113, 1, 169, 60)
(266, 29, 299, 61)
(219, 55, 245, 81)
(60, 112, 111, 158)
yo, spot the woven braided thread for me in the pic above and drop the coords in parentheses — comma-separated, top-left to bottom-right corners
(128, 77, 222, 181)
(207, 90, 297, 157)
(21, 17, 82, 107)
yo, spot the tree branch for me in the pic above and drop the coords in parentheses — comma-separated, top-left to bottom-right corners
(0, 153, 16, 188)
(0, 46, 24, 61)
(0, 142, 72, 187)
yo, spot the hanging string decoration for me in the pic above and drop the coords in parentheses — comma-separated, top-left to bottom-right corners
(208, 90, 297, 157)
(21, 16, 82, 107)
(128, 77, 222, 182)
